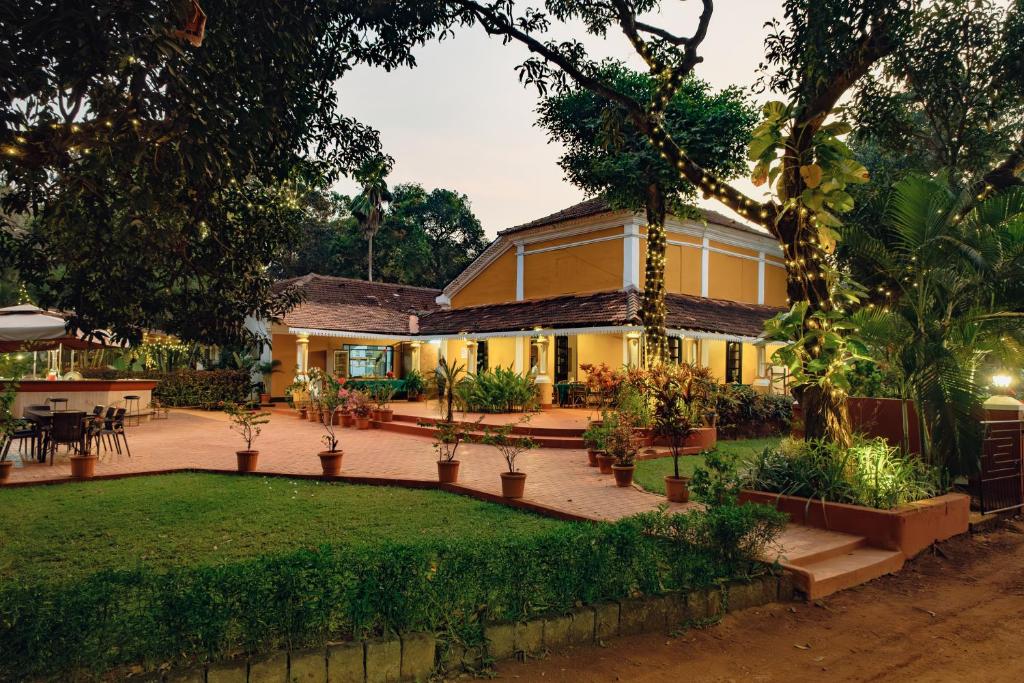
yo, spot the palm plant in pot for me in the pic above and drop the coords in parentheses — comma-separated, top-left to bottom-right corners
(433, 357, 465, 423)
(373, 380, 397, 422)
(606, 411, 640, 487)
(254, 359, 281, 405)
(224, 402, 270, 472)
(482, 418, 537, 498)
(403, 369, 427, 402)
(650, 366, 705, 502)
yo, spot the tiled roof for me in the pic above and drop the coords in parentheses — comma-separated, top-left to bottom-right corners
(497, 197, 771, 239)
(275, 274, 441, 335)
(418, 288, 782, 338)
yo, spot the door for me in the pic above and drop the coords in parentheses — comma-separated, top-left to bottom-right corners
(554, 336, 570, 383)
(725, 342, 742, 384)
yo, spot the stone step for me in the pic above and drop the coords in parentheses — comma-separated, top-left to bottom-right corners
(376, 419, 586, 449)
(391, 413, 585, 437)
(784, 546, 905, 599)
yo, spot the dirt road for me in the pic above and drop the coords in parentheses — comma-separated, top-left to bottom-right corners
(493, 519, 1024, 682)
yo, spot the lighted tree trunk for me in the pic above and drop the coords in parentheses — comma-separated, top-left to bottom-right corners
(641, 183, 668, 367)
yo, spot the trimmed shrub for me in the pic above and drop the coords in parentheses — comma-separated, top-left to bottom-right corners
(715, 384, 793, 438)
(81, 369, 251, 407)
(456, 367, 539, 413)
(0, 510, 779, 680)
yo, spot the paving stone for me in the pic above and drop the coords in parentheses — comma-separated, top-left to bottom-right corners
(594, 602, 620, 640)
(327, 641, 364, 683)
(365, 638, 401, 683)
(400, 632, 435, 681)
(249, 652, 288, 683)
(484, 622, 516, 660)
(289, 648, 328, 683)
(513, 620, 544, 655)
(206, 660, 247, 683)
(568, 607, 595, 645)
(543, 614, 573, 649)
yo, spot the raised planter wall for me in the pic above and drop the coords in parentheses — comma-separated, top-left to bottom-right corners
(740, 490, 970, 557)
(152, 573, 795, 683)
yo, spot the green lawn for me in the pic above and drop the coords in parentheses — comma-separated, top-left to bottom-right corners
(0, 474, 565, 582)
(634, 437, 781, 495)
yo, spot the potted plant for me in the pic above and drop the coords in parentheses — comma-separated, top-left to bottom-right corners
(650, 365, 709, 502)
(0, 373, 25, 483)
(482, 419, 537, 498)
(403, 369, 427, 402)
(224, 401, 270, 472)
(429, 418, 480, 483)
(285, 378, 309, 416)
(255, 359, 281, 405)
(606, 411, 640, 487)
(581, 418, 609, 467)
(594, 410, 618, 474)
(373, 382, 397, 422)
(316, 382, 344, 477)
(349, 390, 372, 429)
(433, 357, 465, 423)
(336, 380, 354, 427)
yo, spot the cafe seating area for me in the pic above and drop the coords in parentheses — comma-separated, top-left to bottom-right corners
(2, 400, 134, 466)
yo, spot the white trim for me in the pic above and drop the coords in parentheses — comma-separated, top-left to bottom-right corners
(757, 251, 766, 305)
(514, 336, 524, 373)
(623, 221, 641, 288)
(700, 237, 710, 298)
(515, 243, 525, 301)
(287, 327, 415, 341)
(664, 215, 781, 255)
(427, 325, 638, 341)
(667, 328, 765, 344)
(523, 233, 624, 255)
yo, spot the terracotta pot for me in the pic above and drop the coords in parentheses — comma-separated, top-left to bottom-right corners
(318, 450, 343, 476)
(664, 475, 690, 503)
(307, 409, 320, 423)
(69, 454, 98, 479)
(611, 464, 635, 488)
(500, 471, 527, 498)
(370, 409, 381, 421)
(437, 460, 460, 483)
(586, 449, 599, 467)
(330, 410, 342, 426)
(236, 450, 259, 473)
(340, 412, 354, 428)
(408, 395, 423, 403)
(298, 408, 308, 419)
(378, 408, 394, 423)
(259, 392, 270, 405)
(596, 453, 615, 475)
(0, 460, 13, 484)
(355, 417, 371, 430)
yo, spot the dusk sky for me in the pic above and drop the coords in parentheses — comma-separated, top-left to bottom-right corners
(334, 1, 784, 237)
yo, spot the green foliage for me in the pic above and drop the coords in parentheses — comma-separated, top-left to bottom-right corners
(402, 370, 427, 398)
(633, 438, 783, 496)
(649, 364, 716, 477)
(536, 62, 756, 214)
(433, 357, 464, 423)
(605, 411, 641, 467)
(455, 366, 539, 414)
(308, 368, 343, 452)
(581, 418, 611, 452)
(0, 360, 30, 462)
(427, 418, 480, 463)
(481, 420, 537, 473)
(222, 403, 270, 452)
(748, 437, 944, 509)
(149, 370, 251, 408)
(714, 385, 794, 439)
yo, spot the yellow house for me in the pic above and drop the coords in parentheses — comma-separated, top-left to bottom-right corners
(262, 198, 789, 403)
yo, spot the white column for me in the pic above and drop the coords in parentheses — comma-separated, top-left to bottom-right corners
(514, 336, 525, 373)
(295, 334, 309, 380)
(466, 339, 478, 374)
(409, 341, 422, 373)
(700, 236, 710, 297)
(532, 335, 550, 382)
(700, 339, 710, 367)
(757, 251, 766, 305)
(516, 243, 525, 301)
(625, 331, 642, 367)
(623, 222, 641, 288)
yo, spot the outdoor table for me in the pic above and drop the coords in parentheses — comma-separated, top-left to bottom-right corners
(23, 408, 90, 463)
(554, 382, 571, 406)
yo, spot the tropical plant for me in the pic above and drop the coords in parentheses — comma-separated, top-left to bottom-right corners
(614, 383, 653, 428)
(605, 411, 641, 467)
(844, 177, 1024, 475)
(222, 403, 270, 452)
(368, 382, 396, 411)
(455, 366, 538, 413)
(309, 369, 343, 452)
(351, 155, 393, 282)
(649, 365, 707, 480)
(254, 359, 282, 397)
(428, 417, 482, 463)
(433, 357, 465, 423)
(581, 418, 611, 452)
(403, 370, 427, 399)
(482, 419, 537, 473)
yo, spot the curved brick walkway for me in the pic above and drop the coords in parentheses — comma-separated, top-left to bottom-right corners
(3, 409, 689, 521)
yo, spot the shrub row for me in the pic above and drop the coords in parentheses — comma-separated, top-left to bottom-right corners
(81, 368, 251, 407)
(456, 367, 539, 413)
(0, 512, 775, 680)
(715, 384, 793, 439)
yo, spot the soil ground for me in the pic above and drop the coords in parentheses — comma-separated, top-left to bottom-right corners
(492, 518, 1024, 682)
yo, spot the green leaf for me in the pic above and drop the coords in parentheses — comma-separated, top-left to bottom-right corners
(825, 190, 854, 213)
(747, 135, 776, 161)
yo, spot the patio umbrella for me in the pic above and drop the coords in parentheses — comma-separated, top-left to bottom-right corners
(0, 304, 68, 342)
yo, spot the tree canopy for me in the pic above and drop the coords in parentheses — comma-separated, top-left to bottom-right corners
(0, 0, 449, 343)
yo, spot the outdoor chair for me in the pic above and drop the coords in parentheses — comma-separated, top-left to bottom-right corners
(47, 410, 86, 465)
(1, 420, 38, 465)
(567, 382, 588, 408)
(98, 408, 130, 458)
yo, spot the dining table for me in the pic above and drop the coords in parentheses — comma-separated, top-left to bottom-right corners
(22, 407, 90, 463)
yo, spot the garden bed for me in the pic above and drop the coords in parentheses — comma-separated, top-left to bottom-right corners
(738, 490, 970, 557)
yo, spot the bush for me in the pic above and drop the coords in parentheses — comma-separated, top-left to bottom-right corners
(747, 437, 944, 509)
(80, 368, 252, 407)
(715, 385, 793, 438)
(456, 366, 539, 413)
(0, 510, 777, 680)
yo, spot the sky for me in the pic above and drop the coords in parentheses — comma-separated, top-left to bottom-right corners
(334, 1, 784, 238)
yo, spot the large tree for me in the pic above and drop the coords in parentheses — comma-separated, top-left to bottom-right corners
(536, 62, 755, 363)
(0, 1, 448, 343)
(351, 156, 394, 282)
(448, 0, 1024, 445)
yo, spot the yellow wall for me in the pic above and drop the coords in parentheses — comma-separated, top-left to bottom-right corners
(705, 340, 726, 382)
(707, 251, 760, 304)
(270, 333, 297, 397)
(576, 333, 623, 374)
(763, 265, 788, 307)
(484, 337, 517, 369)
(451, 249, 517, 308)
(523, 239, 622, 299)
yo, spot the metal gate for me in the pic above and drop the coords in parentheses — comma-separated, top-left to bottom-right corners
(975, 419, 1024, 515)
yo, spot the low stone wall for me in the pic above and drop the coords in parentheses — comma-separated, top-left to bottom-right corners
(159, 573, 795, 682)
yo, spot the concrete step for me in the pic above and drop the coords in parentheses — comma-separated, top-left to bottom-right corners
(376, 419, 586, 449)
(785, 546, 905, 599)
(391, 413, 584, 437)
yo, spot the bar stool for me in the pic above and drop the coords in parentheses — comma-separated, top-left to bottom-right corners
(47, 397, 68, 411)
(124, 395, 141, 426)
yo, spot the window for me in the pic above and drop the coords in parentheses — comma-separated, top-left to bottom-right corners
(689, 339, 702, 366)
(476, 340, 488, 373)
(343, 345, 393, 378)
(667, 337, 683, 364)
(725, 341, 743, 384)
(554, 336, 570, 382)
(756, 345, 768, 377)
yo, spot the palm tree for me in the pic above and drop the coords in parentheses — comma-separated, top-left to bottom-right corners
(351, 156, 393, 282)
(844, 175, 1024, 476)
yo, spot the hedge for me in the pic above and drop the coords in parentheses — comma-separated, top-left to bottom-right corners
(715, 384, 794, 439)
(0, 515, 764, 679)
(81, 368, 251, 407)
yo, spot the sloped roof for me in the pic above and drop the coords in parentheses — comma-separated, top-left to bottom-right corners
(275, 274, 441, 336)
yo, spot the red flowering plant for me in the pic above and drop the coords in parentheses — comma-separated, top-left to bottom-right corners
(580, 363, 623, 397)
